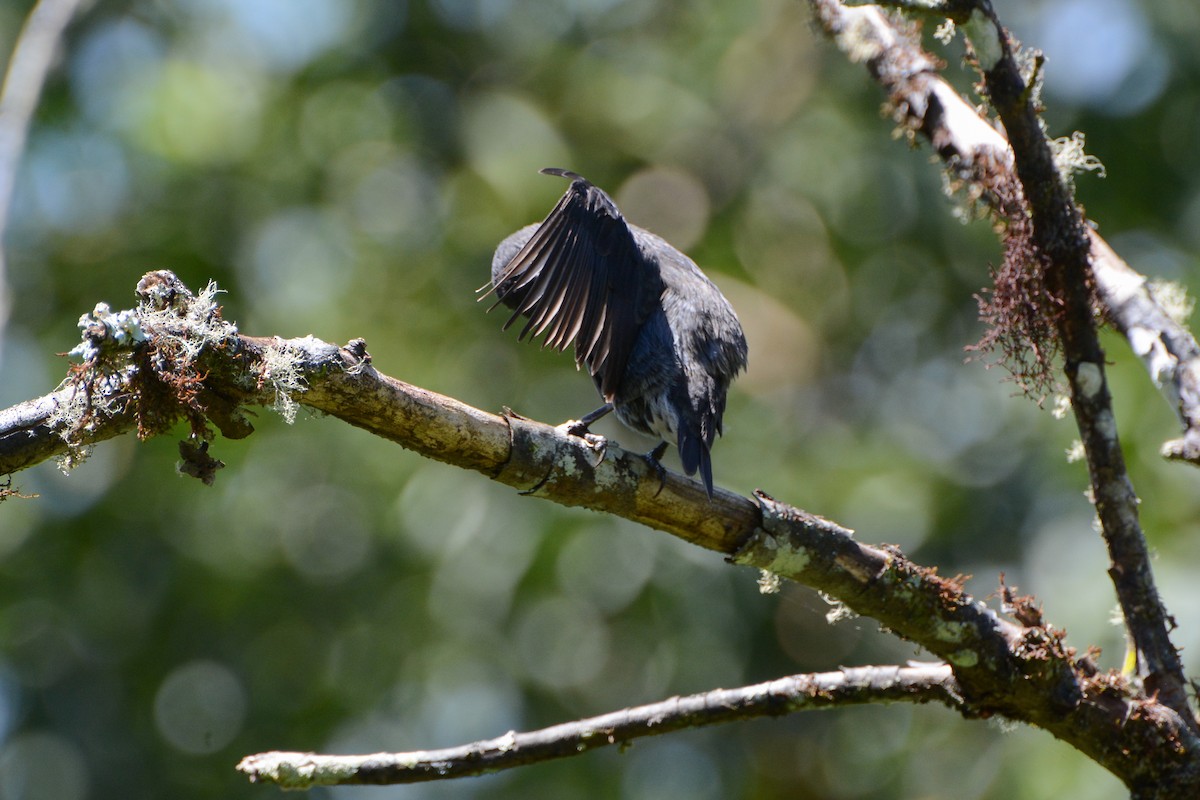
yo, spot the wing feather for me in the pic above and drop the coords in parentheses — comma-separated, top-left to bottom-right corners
(489, 168, 662, 399)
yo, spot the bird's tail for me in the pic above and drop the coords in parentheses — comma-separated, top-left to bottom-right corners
(677, 429, 714, 499)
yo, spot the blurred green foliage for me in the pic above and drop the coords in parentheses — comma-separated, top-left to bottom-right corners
(1, 0, 1198, 798)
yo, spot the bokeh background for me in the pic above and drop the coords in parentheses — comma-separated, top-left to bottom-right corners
(1, 0, 1198, 798)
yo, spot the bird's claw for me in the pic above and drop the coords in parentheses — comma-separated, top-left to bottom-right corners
(643, 442, 669, 497)
(558, 420, 609, 466)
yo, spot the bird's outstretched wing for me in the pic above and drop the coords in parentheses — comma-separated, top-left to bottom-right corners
(488, 168, 662, 400)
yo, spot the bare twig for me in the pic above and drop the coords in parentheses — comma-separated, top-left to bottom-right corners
(238, 664, 960, 787)
(0, 0, 88, 344)
(808, 0, 1195, 732)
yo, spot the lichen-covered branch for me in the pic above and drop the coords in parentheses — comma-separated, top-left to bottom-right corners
(3, 271, 1198, 793)
(238, 664, 960, 788)
(736, 495, 1200, 794)
(0, 271, 755, 553)
(808, 0, 1196, 739)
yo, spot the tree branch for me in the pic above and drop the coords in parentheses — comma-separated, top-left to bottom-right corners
(822, 1, 1200, 460)
(808, 0, 1196, 735)
(2, 271, 1198, 792)
(1088, 231, 1200, 465)
(0, 0, 88, 342)
(1, 0, 1195, 793)
(237, 664, 960, 788)
(0, 271, 757, 552)
(962, 0, 1193, 734)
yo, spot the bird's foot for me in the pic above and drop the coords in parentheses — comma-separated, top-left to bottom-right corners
(561, 403, 614, 439)
(558, 419, 609, 466)
(642, 442, 669, 497)
(561, 417, 594, 438)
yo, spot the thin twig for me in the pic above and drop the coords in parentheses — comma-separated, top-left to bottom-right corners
(0, 0, 87, 343)
(237, 664, 961, 788)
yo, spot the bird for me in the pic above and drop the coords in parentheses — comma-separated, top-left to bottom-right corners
(483, 167, 747, 498)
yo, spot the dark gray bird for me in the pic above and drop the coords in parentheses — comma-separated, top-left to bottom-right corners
(484, 168, 747, 497)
